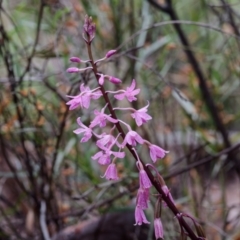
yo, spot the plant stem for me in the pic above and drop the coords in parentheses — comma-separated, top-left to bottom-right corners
(86, 41, 199, 240)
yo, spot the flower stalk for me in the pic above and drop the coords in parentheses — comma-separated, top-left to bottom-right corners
(66, 15, 203, 240)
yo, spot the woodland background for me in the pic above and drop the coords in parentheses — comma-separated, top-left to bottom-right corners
(0, 0, 240, 239)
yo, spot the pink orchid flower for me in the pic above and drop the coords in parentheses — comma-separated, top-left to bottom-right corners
(92, 133, 125, 164)
(96, 134, 121, 149)
(134, 205, 150, 225)
(90, 105, 118, 128)
(131, 102, 152, 126)
(73, 117, 92, 142)
(66, 84, 102, 110)
(101, 163, 118, 180)
(149, 144, 169, 163)
(154, 218, 164, 240)
(136, 188, 149, 209)
(139, 169, 152, 189)
(121, 130, 144, 147)
(92, 149, 125, 165)
(114, 79, 140, 102)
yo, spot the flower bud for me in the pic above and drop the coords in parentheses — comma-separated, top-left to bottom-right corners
(109, 76, 122, 84)
(105, 50, 117, 58)
(154, 218, 164, 239)
(66, 67, 79, 73)
(99, 74, 105, 85)
(139, 169, 152, 189)
(83, 15, 96, 42)
(70, 57, 81, 63)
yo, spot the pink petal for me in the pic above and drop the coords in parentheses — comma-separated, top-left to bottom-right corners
(91, 90, 102, 99)
(135, 134, 144, 144)
(80, 83, 85, 92)
(105, 115, 118, 123)
(92, 151, 103, 160)
(126, 135, 136, 146)
(130, 88, 141, 96)
(99, 74, 104, 85)
(139, 170, 152, 189)
(131, 113, 143, 127)
(76, 117, 87, 129)
(102, 163, 118, 180)
(136, 188, 149, 209)
(98, 154, 111, 165)
(99, 118, 107, 128)
(134, 206, 150, 225)
(73, 128, 85, 134)
(150, 149, 157, 162)
(81, 95, 90, 109)
(81, 131, 92, 142)
(114, 93, 125, 100)
(128, 79, 136, 91)
(111, 151, 125, 158)
(154, 218, 164, 239)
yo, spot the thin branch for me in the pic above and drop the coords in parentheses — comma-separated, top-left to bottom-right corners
(0, 20, 39, 207)
(165, 142, 240, 179)
(19, 0, 45, 83)
(118, 19, 240, 50)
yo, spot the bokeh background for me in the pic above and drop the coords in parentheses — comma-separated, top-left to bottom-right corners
(0, 0, 240, 239)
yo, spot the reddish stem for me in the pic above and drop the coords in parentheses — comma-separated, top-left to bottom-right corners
(86, 41, 199, 240)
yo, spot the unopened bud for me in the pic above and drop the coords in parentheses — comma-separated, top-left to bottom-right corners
(70, 57, 81, 63)
(109, 76, 122, 84)
(83, 15, 96, 42)
(105, 50, 117, 58)
(154, 218, 164, 240)
(66, 67, 79, 73)
(99, 74, 105, 85)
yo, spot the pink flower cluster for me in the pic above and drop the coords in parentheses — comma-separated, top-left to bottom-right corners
(66, 15, 170, 239)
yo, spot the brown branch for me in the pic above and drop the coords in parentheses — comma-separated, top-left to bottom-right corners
(18, 0, 45, 83)
(0, 22, 39, 206)
(165, 142, 240, 179)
